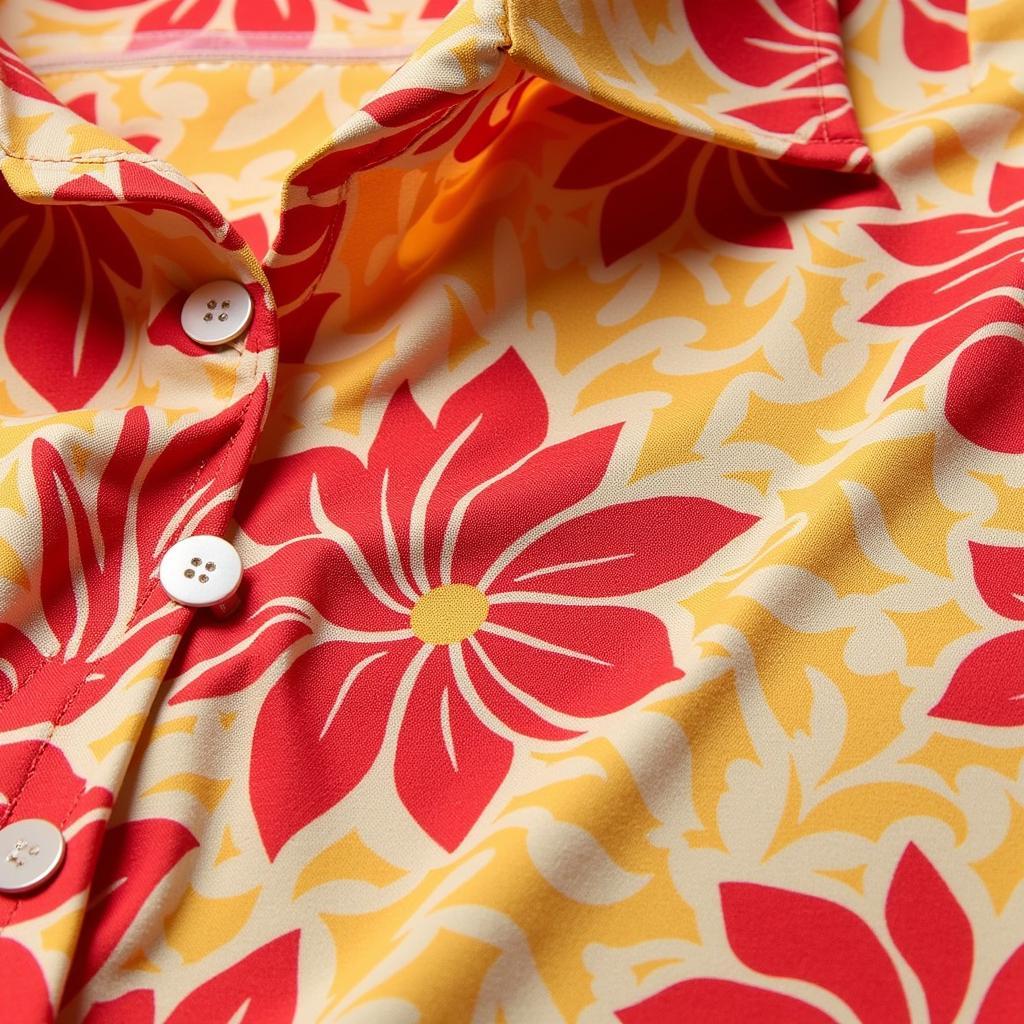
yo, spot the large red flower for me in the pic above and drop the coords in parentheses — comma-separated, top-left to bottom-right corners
(224, 351, 757, 856)
(617, 843, 1022, 1023)
(929, 540, 1024, 726)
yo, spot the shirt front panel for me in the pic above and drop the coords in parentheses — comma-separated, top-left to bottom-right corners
(1, 1, 1023, 1022)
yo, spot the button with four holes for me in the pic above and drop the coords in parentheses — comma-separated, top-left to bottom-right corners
(0, 818, 66, 894)
(179, 280, 253, 347)
(159, 535, 243, 609)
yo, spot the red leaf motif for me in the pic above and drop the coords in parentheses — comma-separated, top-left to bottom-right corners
(132, 0, 220, 38)
(862, 215, 1010, 267)
(490, 496, 757, 598)
(3, 205, 139, 410)
(599, 140, 694, 264)
(234, 0, 313, 32)
(166, 931, 300, 1024)
(899, 0, 968, 72)
(977, 942, 1024, 1024)
(63, 820, 199, 1004)
(616, 978, 834, 1023)
(555, 119, 674, 189)
(885, 844, 973, 1024)
(0, 939, 53, 1024)
(883, 296, 1020, 396)
(364, 87, 463, 128)
(969, 541, 1024, 619)
(394, 648, 513, 851)
(945, 335, 1024, 453)
(82, 990, 155, 1024)
(481, 603, 683, 716)
(990, 162, 1024, 211)
(721, 882, 910, 1024)
(250, 640, 417, 860)
(929, 630, 1024, 726)
(451, 424, 623, 587)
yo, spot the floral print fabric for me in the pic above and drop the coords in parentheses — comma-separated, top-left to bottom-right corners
(0, 0, 1023, 1021)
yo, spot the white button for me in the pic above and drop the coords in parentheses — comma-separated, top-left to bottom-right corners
(180, 280, 253, 346)
(159, 535, 242, 608)
(0, 819, 66, 894)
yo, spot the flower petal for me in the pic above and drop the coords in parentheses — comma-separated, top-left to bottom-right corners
(862, 215, 1009, 267)
(250, 639, 416, 860)
(395, 648, 512, 851)
(969, 541, 1024, 620)
(555, 118, 675, 190)
(883, 296, 1021, 396)
(169, 539, 408, 706)
(977, 942, 1024, 1024)
(82, 990, 155, 1024)
(63, 820, 200, 1005)
(166, 931, 300, 1024)
(599, 141, 695, 263)
(946, 336, 1024, 453)
(462, 640, 582, 741)
(885, 844, 973, 1024)
(615, 979, 834, 1023)
(420, 349, 548, 587)
(929, 630, 1024, 726)
(721, 882, 910, 1024)
(0, 939, 52, 1024)
(482, 603, 682, 716)
(492, 497, 756, 598)
(452, 425, 621, 586)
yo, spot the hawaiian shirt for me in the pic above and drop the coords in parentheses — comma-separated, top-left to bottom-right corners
(1, 0, 1023, 1020)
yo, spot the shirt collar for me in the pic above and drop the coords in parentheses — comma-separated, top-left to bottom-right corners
(503, 0, 871, 172)
(0, 0, 870, 209)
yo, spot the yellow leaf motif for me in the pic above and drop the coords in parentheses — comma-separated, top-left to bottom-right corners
(293, 830, 406, 899)
(164, 885, 261, 964)
(765, 760, 967, 860)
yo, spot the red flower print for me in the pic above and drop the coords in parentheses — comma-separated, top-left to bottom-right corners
(0, 181, 141, 411)
(81, 931, 300, 1024)
(0, 392, 266, 732)
(863, 163, 1024, 450)
(840, 0, 968, 73)
(44, 0, 373, 45)
(0, 742, 112, 921)
(930, 541, 1024, 726)
(0, 938, 52, 1024)
(684, 0, 864, 148)
(230, 351, 757, 856)
(619, 843, 1021, 1024)
(63, 819, 200, 1006)
(552, 99, 896, 265)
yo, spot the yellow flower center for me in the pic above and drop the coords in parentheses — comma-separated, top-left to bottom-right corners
(410, 584, 489, 644)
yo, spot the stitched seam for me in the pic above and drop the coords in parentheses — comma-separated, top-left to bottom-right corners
(29, 48, 419, 73)
(0, 140, 186, 168)
(809, 0, 831, 144)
